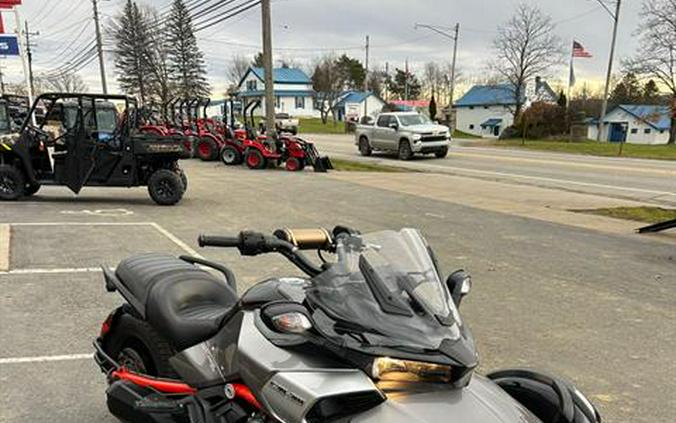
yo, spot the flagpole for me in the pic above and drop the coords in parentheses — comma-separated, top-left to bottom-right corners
(567, 40, 574, 142)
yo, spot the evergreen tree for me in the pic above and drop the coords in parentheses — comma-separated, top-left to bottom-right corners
(388, 68, 421, 100)
(335, 55, 365, 90)
(166, 0, 210, 99)
(113, 0, 154, 103)
(429, 93, 437, 120)
(609, 72, 642, 105)
(252, 52, 264, 67)
(557, 90, 567, 108)
(642, 80, 660, 104)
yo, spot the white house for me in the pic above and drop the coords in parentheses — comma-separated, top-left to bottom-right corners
(237, 67, 315, 117)
(333, 91, 386, 121)
(454, 78, 557, 138)
(586, 105, 671, 145)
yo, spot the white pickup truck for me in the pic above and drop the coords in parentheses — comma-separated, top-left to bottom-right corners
(354, 112, 451, 160)
(275, 113, 299, 135)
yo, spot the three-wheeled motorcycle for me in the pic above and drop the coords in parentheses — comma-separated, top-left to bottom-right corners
(95, 226, 601, 423)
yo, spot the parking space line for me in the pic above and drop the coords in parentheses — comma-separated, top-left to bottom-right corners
(0, 224, 9, 272)
(0, 267, 103, 275)
(0, 353, 91, 364)
(149, 222, 203, 258)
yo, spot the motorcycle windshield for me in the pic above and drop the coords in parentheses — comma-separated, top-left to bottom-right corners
(306, 228, 465, 356)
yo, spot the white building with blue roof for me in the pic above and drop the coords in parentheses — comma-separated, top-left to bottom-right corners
(587, 105, 671, 145)
(333, 91, 386, 121)
(237, 66, 316, 117)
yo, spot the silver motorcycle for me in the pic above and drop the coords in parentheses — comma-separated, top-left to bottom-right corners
(94, 226, 601, 423)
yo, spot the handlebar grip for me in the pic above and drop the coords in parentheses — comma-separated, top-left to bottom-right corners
(198, 234, 241, 248)
(273, 228, 332, 250)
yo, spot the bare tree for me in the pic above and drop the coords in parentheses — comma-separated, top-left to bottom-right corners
(226, 54, 251, 86)
(42, 72, 89, 93)
(311, 55, 342, 124)
(490, 3, 563, 118)
(626, 0, 676, 144)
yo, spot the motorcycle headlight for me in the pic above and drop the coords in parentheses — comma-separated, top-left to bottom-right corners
(371, 357, 453, 383)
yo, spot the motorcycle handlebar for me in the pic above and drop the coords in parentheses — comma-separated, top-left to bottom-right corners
(198, 235, 240, 248)
(273, 228, 332, 250)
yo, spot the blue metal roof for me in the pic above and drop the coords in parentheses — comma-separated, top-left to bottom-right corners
(334, 91, 380, 108)
(249, 67, 312, 84)
(616, 105, 670, 130)
(238, 90, 314, 98)
(455, 84, 519, 107)
(480, 118, 503, 127)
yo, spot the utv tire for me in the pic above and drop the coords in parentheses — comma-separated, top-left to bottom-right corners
(245, 149, 267, 170)
(398, 140, 413, 161)
(177, 170, 188, 191)
(24, 183, 40, 196)
(220, 145, 242, 165)
(358, 136, 372, 156)
(196, 138, 218, 161)
(285, 157, 305, 172)
(0, 165, 25, 200)
(103, 312, 178, 379)
(148, 169, 184, 206)
(435, 146, 449, 158)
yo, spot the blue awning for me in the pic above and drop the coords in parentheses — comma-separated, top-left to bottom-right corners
(480, 118, 503, 128)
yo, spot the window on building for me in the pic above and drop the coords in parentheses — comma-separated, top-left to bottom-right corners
(631, 128, 638, 134)
(660, 130, 665, 134)
(469, 106, 474, 110)
(275, 96, 281, 108)
(469, 124, 475, 130)
(295, 96, 305, 109)
(246, 80, 257, 91)
(484, 106, 489, 109)
(644, 128, 651, 134)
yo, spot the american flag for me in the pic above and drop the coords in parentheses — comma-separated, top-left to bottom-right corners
(572, 41, 592, 58)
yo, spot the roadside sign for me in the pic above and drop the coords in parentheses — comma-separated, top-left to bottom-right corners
(0, 34, 18, 55)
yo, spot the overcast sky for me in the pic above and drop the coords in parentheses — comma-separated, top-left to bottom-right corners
(1, 0, 644, 97)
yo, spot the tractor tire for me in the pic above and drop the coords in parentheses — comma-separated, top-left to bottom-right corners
(285, 157, 305, 172)
(220, 145, 242, 166)
(102, 311, 178, 379)
(359, 136, 372, 156)
(196, 138, 218, 161)
(435, 146, 449, 158)
(0, 165, 25, 201)
(24, 183, 41, 196)
(147, 169, 184, 206)
(398, 140, 413, 161)
(245, 149, 267, 170)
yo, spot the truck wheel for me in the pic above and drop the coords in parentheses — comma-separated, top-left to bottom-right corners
(148, 169, 184, 206)
(291, 127, 298, 135)
(398, 140, 413, 160)
(24, 183, 41, 196)
(0, 165, 25, 200)
(435, 146, 449, 158)
(102, 311, 178, 378)
(359, 137, 372, 156)
(196, 138, 218, 161)
(220, 145, 242, 165)
(245, 149, 267, 170)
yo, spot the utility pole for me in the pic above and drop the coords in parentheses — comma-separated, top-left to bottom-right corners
(363, 35, 369, 118)
(597, 0, 621, 142)
(13, 7, 35, 124)
(261, 0, 276, 147)
(405, 58, 409, 101)
(415, 22, 460, 126)
(384, 61, 389, 102)
(23, 20, 38, 96)
(91, 0, 108, 94)
(0, 64, 5, 96)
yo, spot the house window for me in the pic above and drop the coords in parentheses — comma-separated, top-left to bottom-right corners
(295, 96, 305, 109)
(660, 130, 665, 134)
(246, 80, 257, 91)
(631, 128, 638, 134)
(469, 106, 474, 110)
(484, 106, 489, 109)
(469, 124, 475, 130)
(275, 96, 281, 108)
(644, 128, 651, 134)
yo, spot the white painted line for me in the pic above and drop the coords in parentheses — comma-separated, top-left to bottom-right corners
(0, 267, 103, 275)
(150, 222, 203, 258)
(0, 224, 9, 272)
(10, 221, 153, 226)
(0, 353, 91, 364)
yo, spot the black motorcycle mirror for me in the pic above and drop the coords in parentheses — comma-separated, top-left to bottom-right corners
(446, 270, 472, 307)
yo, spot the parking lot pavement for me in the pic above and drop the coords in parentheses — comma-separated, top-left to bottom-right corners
(1, 159, 674, 423)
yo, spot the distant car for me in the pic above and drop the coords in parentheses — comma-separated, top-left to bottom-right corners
(275, 112, 299, 135)
(355, 112, 451, 160)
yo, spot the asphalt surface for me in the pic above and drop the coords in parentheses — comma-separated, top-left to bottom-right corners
(310, 133, 676, 206)
(0, 159, 674, 423)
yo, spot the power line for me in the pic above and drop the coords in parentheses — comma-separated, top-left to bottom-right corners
(195, 0, 261, 32)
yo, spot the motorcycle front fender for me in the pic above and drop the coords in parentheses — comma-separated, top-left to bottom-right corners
(351, 375, 540, 423)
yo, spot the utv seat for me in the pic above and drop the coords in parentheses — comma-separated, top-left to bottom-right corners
(115, 253, 238, 351)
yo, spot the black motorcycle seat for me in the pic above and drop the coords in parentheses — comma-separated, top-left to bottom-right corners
(116, 253, 238, 351)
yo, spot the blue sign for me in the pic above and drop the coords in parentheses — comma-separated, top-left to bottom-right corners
(0, 36, 20, 56)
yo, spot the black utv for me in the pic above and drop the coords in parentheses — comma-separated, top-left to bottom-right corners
(0, 93, 191, 205)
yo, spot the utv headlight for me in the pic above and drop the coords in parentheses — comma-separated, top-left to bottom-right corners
(371, 357, 452, 383)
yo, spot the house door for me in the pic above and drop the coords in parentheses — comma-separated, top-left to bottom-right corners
(493, 125, 500, 137)
(608, 123, 627, 143)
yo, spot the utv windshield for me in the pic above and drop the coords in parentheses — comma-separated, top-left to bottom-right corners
(0, 103, 9, 131)
(398, 114, 432, 126)
(306, 229, 464, 355)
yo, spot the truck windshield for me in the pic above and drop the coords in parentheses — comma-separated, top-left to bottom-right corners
(398, 114, 432, 126)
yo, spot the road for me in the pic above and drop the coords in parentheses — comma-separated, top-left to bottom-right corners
(0, 160, 674, 423)
(310, 134, 676, 206)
